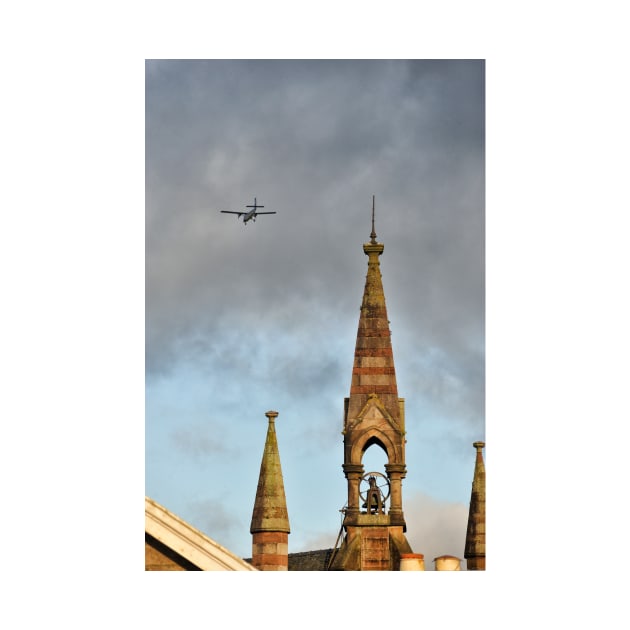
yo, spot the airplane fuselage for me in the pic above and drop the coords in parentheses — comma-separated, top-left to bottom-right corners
(220, 197, 275, 224)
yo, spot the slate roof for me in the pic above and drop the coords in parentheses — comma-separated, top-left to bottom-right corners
(244, 548, 335, 571)
(288, 549, 335, 571)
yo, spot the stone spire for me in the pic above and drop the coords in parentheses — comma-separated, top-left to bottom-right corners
(464, 441, 486, 570)
(250, 410, 290, 570)
(347, 195, 400, 426)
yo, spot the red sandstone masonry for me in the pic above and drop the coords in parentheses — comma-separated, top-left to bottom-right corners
(254, 531, 288, 543)
(356, 330, 392, 338)
(352, 367, 396, 375)
(254, 554, 289, 566)
(350, 385, 399, 394)
(356, 336, 392, 345)
(252, 531, 289, 571)
(358, 319, 390, 330)
(354, 346, 394, 357)
(352, 374, 397, 386)
(354, 347, 393, 357)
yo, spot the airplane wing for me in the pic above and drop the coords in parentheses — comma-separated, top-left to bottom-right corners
(253, 212, 277, 215)
(220, 211, 244, 216)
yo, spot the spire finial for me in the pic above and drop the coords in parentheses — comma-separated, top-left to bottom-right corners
(370, 195, 377, 244)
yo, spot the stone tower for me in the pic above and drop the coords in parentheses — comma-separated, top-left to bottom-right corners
(250, 410, 290, 570)
(330, 198, 413, 570)
(464, 441, 486, 570)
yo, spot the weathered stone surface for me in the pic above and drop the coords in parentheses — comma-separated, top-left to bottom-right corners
(250, 411, 290, 534)
(465, 441, 486, 570)
(336, 216, 413, 570)
(250, 412, 290, 571)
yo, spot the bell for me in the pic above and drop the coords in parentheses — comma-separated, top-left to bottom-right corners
(363, 476, 383, 514)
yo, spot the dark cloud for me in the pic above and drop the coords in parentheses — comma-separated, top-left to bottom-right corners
(145, 62, 485, 374)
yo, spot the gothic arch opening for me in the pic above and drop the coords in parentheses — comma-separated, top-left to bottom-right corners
(361, 440, 389, 513)
(361, 437, 388, 469)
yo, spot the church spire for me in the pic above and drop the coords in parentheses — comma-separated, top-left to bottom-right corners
(464, 441, 486, 570)
(348, 196, 399, 420)
(331, 198, 412, 570)
(250, 410, 290, 570)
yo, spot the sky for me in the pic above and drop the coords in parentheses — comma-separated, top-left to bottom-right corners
(145, 59, 485, 568)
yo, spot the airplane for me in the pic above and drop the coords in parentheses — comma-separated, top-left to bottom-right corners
(220, 198, 276, 224)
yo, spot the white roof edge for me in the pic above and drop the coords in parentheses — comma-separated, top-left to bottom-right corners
(145, 496, 257, 571)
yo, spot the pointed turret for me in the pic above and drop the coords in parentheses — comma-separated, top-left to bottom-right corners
(464, 441, 486, 570)
(250, 410, 290, 570)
